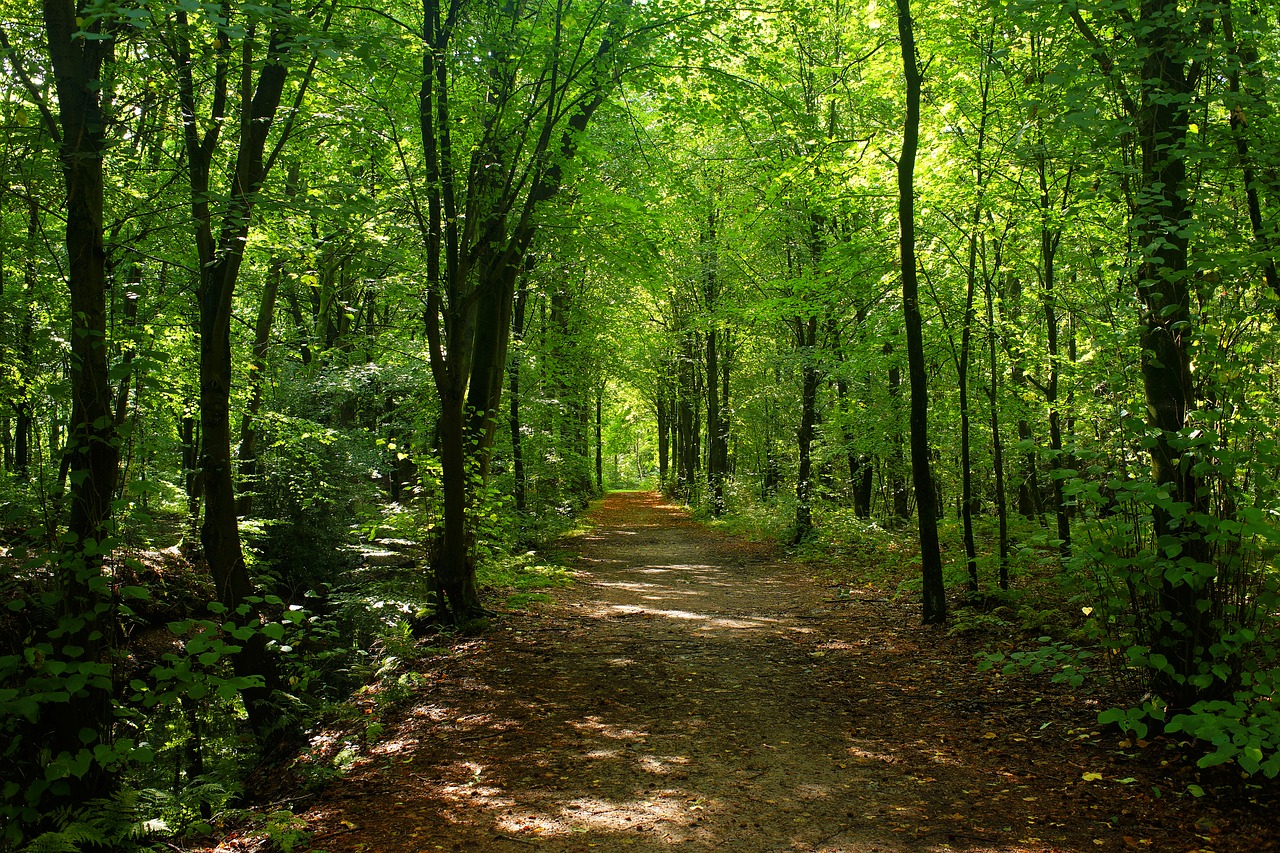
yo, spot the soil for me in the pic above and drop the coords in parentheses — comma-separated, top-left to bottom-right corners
(291, 492, 1277, 853)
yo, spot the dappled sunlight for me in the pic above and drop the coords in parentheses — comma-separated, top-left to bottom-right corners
(368, 736, 418, 756)
(593, 579, 666, 592)
(600, 603, 779, 630)
(300, 493, 1174, 853)
(569, 715, 650, 742)
(494, 791, 700, 840)
(636, 753, 692, 775)
(847, 743, 905, 765)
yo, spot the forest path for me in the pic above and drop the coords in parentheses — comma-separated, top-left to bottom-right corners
(299, 492, 1254, 853)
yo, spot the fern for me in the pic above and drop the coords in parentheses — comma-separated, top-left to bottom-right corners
(20, 792, 145, 853)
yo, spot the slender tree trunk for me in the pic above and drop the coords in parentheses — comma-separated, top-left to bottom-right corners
(235, 258, 281, 517)
(112, 262, 142, 430)
(986, 251, 1010, 589)
(1073, 0, 1214, 707)
(957, 26, 995, 594)
(1005, 274, 1041, 518)
(509, 274, 529, 514)
(179, 8, 305, 736)
(897, 0, 945, 624)
(1221, 2, 1279, 305)
(13, 195, 39, 480)
(887, 356, 910, 519)
(793, 318, 819, 542)
(703, 209, 728, 515)
(656, 392, 669, 489)
(595, 388, 604, 492)
(1037, 129, 1071, 558)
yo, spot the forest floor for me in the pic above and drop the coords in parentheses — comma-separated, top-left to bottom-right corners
(281, 492, 1276, 853)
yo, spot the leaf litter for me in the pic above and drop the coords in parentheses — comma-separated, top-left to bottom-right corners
(282, 492, 1277, 853)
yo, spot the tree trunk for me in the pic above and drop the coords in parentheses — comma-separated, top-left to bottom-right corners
(509, 274, 530, 514)
(887, 357, 910, 520)
(179, 7, 304, 737)
(1037, 123, 1071, 559)
(41, 0, 121, 808)
(234, 259, 280, 518)
(703, 208, 728, 515)
(596, 388, 604, 492)
(986, 250, 1010, 590)
(1221, 2, 1279, 305)
(897, 0, 946, 625)
(1133, 0, 1207, 709)
(656, 391, 670, 489)
(793, 318, 819, 542)
(12, 194, 40, 481)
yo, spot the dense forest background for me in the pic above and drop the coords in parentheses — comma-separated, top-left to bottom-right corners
(1, 0, 1279, 848)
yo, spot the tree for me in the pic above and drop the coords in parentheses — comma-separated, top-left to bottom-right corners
(410, 0, 653, 622)
(5, 0, 125, 813)
(896, 0, 946, 624)
(168, 0, 322, 735)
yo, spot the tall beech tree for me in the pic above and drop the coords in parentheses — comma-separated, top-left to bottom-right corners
(169, 0, 321, 734)
(24, 0, 122, 810)
(1070, 0, 1216, 707)
(411, 0, 648, 622)
(896, 0, 946, 624)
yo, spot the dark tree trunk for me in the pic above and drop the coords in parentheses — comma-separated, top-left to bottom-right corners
(1005, 273, 1042, 519)
(235, 258, 281, 517)
(656, 391, 670, 489)
(1132, 0, 1207, 709)
(13, 195, 39, 480)
(111, 262, 142, 430)
(676, 331, 700, 500)
(419, 0, 629, 621)
(897, 0, 946, 624)
(704, 208, 728, 515)
(1037, 130, 1072, 559)
(793, 318, 819, 542)
(596, 388, 604, 492)
(178, 7, 305, 737)
(887, 356, 910, 519)
(40, 0, 121, 808)
(181, 411, 202, 525)
(986, 251, 1010, 590)
(509, 274, 529, 514)
(957, 25, 994, 594)
(1221, 2, 1279, 304)
(1072, 0, 1215, 707)
(706, 325, 724, 513)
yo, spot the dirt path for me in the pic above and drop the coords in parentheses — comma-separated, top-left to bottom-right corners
(299, 493, 1271, 853)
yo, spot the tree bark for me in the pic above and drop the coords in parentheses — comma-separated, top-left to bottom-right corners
(419, 0, 633, 621)
(897, 0, 946, 625)
(40, 0, 121, 808)
(235, 258, 282, 517)
(176, 3, 310, 736)
(793, 317, 819, 542)
(1221, 1, 1279, 306)
(1035, 107, 1072, 559)
(1132, 0, 1208, 708)
(509, 274, 530, 514)
(704, 209, 728, 515)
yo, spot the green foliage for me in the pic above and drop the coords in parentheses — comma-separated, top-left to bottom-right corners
(18, 791, 148, 853)
(482, 550, 575, 610)
(979, 638, 1097, 688)
(1063, 426, 1280, 776)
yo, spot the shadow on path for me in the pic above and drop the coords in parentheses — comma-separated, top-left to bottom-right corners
(301, 492, 1222, 853)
